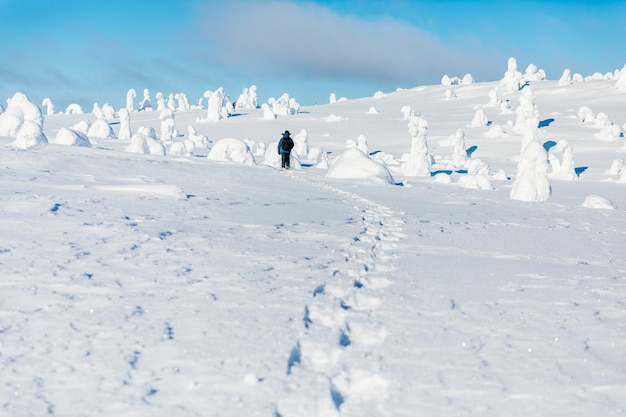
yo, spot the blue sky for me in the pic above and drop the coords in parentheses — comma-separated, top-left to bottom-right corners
(1, 0, 624, 110)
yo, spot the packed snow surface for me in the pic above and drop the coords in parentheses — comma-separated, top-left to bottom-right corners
(1, 69, 626, 417)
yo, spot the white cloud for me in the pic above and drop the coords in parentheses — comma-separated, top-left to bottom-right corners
(189, 0, 498, 85)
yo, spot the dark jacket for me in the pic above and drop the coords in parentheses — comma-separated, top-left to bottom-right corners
(278, 134, 294, 154)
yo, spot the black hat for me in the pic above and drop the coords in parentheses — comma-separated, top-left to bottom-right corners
(284, 130, 290, 135)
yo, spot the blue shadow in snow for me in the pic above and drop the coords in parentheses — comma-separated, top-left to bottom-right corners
(466, 145, 478, 157)
(538, 118, 555, 128)
(575, 166, 588, 177)
(430, 169, 468, 176)
(543, 140, 557, 152)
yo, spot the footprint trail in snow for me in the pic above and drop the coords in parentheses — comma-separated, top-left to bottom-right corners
(275, 174, 405, 417)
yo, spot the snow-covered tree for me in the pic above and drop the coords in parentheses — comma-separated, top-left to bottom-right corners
(616, 64, 626, 91)
(65, 103, 84, 115)
(102, 104, 116, 120)
(92, 103, 105, 119)
(510, 141, 551, 202)
(138, 89, 152, 111)
(156, 92, 166, 111)
(400, 105, 414, 120)
(577, 106, 595, 123)
(187, 125, 210, 148)
(452, 128, 467, 166)
(204, 89, 224, 122)
(159, 108, 176, 142)
(0, 92, 44, 137)
(559, 69, 573, 86)
(176, 93, 191, 112)
(462, 73, 475, 84)
(126, 88, 136, 112)
(1, 92, 48, 149)
(548, 140, 577, 180)
(500, 57, 524, 91)
(42, 98, 55, 115)
(356, 134, 368, 154)
(404, 115, 431, 177)
(470, 109, 489, 127)
(520, 117, 540, 154)
(125, 131, 165, 156)
(524, 64, 546, 81)
(514, 86, 539, 133)
(118, 108, 132, 140)
(168, 93, 176, 111)
(235, 85, 259, 110)
(261, 103, 276, 120)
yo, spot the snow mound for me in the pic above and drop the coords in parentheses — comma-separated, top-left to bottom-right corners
(125, 133, 166, 156)
(327, 148, 395, 184)
(51, 127, 92, 147)
(581, 195, 616, 210)
(207, 138, 256, 165)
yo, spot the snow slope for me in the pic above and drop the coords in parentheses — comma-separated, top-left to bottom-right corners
(1, 72, 625, 417)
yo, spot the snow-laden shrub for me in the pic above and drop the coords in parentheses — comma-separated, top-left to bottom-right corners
(458, 158, 494, 190)
(577, 106, 595, 123)
(236, 85, 259, 110)
(0, 92, 44, 137)
(168, 140, 195, 156)
(65, 103, 84, 115)
(548, 140, 577, 180)
(87, 118, 115, 139)
(242, 138, 266, 157)
(470, 109, 489, 127)
(8, 121, 48, 150)
(207, 138, 256, 165)
(524, 64, 546, 81)
(187, 125, 210, 148)
(125, 132, 165, 155)
(261, 103, 276, 120)
(400, 106, 414, 120)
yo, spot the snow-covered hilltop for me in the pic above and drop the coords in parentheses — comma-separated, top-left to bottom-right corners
(1, 58, 625, 416)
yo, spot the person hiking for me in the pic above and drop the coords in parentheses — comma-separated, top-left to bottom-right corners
(277, 130, 294, 169)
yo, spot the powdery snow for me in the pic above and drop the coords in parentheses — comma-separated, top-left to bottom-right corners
(1, 61, 626, 417)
